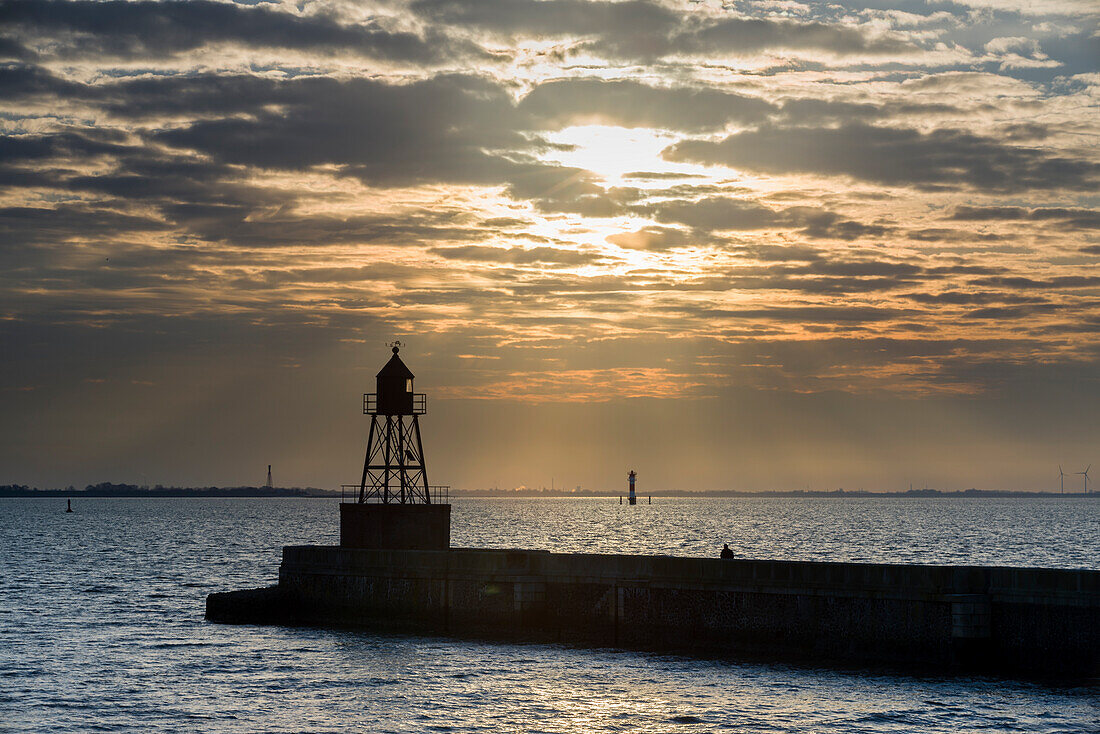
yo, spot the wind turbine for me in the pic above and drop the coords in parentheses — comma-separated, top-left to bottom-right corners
(1059, 465, 1065, 494)
(1076, 465, 1091, 493)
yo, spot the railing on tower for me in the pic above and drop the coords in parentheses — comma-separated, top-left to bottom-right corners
(341, 485, 449, 504)
(363, 393, 426, 415)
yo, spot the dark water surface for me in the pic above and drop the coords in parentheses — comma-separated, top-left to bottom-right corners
(1, 497, 1097, 732)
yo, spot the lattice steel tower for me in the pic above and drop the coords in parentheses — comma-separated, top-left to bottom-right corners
(357, 343, 433, 504)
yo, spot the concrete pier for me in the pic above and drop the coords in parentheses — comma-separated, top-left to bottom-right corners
(206, 546, 1100, 677)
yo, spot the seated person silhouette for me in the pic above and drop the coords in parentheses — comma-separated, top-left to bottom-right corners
(720, 543, 733, 559)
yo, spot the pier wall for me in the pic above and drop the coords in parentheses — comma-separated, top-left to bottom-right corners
(207, 545, 1100, 677)
(208, 546, 1100, 675)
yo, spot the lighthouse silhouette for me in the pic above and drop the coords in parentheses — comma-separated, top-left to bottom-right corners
(340, 343, 451, 549)
(358, 343, 430, 504)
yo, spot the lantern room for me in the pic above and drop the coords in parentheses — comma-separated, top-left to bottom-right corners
(372, 344, 422, 415)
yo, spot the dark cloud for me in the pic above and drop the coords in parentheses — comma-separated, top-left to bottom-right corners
(637, 197, 888, 239)
(906, 228, 1004, 243)
(708, 257, 931, 295)
(0, 125, 507, 249)
(0, 35, 33, 60)
(412, 0, 678, 57)
(682, 16, 916, 57)
(738, 244, 823, 262)
(622, 171, 705, 181)
(188, 211, 490, 249)
(998, 123, 1051, 142)
(950, 205, 1100, 229)
(664, 123, 1099, 192)
(970, 276, 1100, 290)
(128, 72, 644, 216)
(0, 204, 168, 247)
(962, 304, 1070, 320)
(0, 129, 130, 165)
(782, 207, 891, 240)
(605, 227, 696, 251)
(925, 264, 1004, 276)
(642, 196, 781, 230)
(153, 74, 545, 190)
(0, 62, 85, 97)
(519, 78, 775, 131)
(904, 291, 1046, 306)
(778, 98, 960, 125)
(412, 0, 916, 60)
(792, 260, 920, 278)
(667, 304, 912, 324)
(1, 0, 467, 62)
(430, 245, 604, 265)
(507, 167, 640, 216)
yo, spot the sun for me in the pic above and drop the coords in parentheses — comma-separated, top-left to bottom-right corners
(542, 125, 685, 185)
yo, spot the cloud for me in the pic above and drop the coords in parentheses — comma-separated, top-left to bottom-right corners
(680, 16, 916, 57)
(950, 205, 1100, 229)
(969, 276, 1100, 290)
(983, 36, 1060, 70)
(519, 78, 775, 131)
(0, 204, 168, 246)
(962, 304, 1070, 319)
(151, 74, 546, 189)
(777, 97, 961, 125)
(430, 245, 605, 265)
(411, 0, 679, 57)
(1, 0, 468, 62)
(663, 123, 1099, 192)
(904, 291, 1046, 305)
(605, 227, 696, 251)
(412, 0, 917, 61)
(636, 197, 888, 239)
(668, 304, 913, 324)
(641, 196, 781, 230)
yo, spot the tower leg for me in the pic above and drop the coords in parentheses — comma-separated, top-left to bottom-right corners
(383, 416, 394, 503)
(359, 417, 377, 503)
(413, 416, 430, 503)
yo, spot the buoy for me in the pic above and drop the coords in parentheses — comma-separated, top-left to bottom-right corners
(66, 499, 73, 513)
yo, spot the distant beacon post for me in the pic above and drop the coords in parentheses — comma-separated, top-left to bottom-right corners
(340, 343, 450, 550)
(628, 470, 637, 505)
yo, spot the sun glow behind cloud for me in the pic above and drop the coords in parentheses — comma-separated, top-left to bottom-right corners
(543, 125, 691, 185)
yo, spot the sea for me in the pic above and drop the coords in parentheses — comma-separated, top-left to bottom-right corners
(0, 496, 1097, 733)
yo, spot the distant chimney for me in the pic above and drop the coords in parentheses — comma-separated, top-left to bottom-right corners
(266, 464, 272, 489)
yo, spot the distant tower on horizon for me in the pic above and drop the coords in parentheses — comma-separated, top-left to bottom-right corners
(628, 470, 637, 505)
(265, 464, 272, 489)
(358, 343, 433, 504)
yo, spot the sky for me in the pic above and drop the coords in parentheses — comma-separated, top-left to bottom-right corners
(1, 0, 1097, 493)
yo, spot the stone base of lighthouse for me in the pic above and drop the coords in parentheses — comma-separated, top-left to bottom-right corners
(340, 503, 451, 550)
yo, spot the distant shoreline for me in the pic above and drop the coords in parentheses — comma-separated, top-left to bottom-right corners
(0, 484, 337, 498)
(1, 484, 1093, 498)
